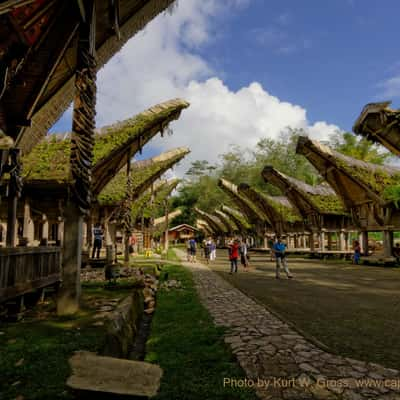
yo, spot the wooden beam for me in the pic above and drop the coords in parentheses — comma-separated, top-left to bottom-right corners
(26, 22, 79, 119)
(0, 0, 36, 15)
(76, 0, 86, 22)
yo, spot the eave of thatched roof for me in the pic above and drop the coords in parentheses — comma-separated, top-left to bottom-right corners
(21, 99, 189, 190)
(154, 208, 182, 227)
(1, 0, 177, 154)
(262, 166, 346, 216)
(221, 205, 252, 232)
(218, 178, 270, 224)
(238, 183, 302, 224)
(353, 101, 400, 156)
(296, 136, 400, 207)
(131, 178, 180, 220)
(194, 207, 227, 234)
(214, 209, 239, 233)
(196, 219, 214, 235)
(98, 147, 189, 206)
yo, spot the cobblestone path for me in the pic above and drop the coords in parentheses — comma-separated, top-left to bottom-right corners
(176, 250, 400, 400)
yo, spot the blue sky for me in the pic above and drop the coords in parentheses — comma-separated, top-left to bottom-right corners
(51, 0, 400, 168)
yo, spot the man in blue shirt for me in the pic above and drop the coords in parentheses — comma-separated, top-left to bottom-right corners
(272, 236, 293, 279)
(92, 223, 103, 259)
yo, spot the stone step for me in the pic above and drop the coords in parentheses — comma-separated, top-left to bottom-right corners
(67, 351, 163, 398)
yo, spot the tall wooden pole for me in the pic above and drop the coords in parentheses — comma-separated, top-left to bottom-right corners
(164, 198, 169, 253)
(58, 0, 96, 315)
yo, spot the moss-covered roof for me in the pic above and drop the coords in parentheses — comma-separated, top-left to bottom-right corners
(194, 207, 228, 234)
(98, 148, 189, 206)
(214, 210, 239, 232)
(238, 183, 302, 224)
(131, 178, 180, 220)
(218, 178, 271, 223)
(262, 166, 346, 215)
(296, 136, 400, 205)
(21, 99, 189, 186)
(221, 205, 252, 231)
(353, 101, 400, 157)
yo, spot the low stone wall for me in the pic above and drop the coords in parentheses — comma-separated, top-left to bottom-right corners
(101, 289, 144, 359)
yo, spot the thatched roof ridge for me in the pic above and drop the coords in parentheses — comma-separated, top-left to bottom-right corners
(21, 99, 189, 189)
(98, 147, 189, 206)
(154, 209, 182, 226)
(218, 178, 270, 223)
(16, 0, 178, 155)
(220, 205, 252, 231)
(194, 207, 227, 234)
(238, 183, 302, 223)
(353, 101, 400, 156)
(196, 219, 214, 235)
(131, 178, 180, 220)
(262, 166, 346, 215)
(214, 209, 239, 233)
(296, 136, 400, 203)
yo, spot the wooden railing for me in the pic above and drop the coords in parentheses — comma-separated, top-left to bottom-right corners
(0, 247, 61, 303)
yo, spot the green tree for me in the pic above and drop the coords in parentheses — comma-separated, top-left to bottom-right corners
(330, 132, 392, 164)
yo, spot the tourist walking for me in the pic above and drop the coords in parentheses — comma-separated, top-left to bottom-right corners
(189, 238, 197, 262)
(204, 239, 212, 264)
(228, 239, 240, 274)
(239, 240, 249, 269)
(92, 223, 103, 259)
(210, 240, 217, 261)
(273, 236, 293, 279)
(353, 240, 361, 265)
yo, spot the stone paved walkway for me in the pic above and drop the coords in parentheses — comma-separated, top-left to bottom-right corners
(176, 250, 400, 400)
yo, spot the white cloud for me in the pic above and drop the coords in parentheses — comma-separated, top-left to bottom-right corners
(376, 75, 400, 99)
(57, 0, 341, 176)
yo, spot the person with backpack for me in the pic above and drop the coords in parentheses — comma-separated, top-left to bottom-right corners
(189, 238, 197, 262)
(273, 236, 293, 279)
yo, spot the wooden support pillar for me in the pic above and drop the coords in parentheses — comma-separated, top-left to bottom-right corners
(319, 231, 326, 251)
(339, 230, 346, 251)
(359, 231, 368, 255)
(164, 199, 169, 253)
(41, 214, 48, 245)
(57, 220, 64, 246)
(58, 0, 96, 315)
(6, 190, 18, 247)
(309, 233, 315, 252)
(57, 203, 83, 315)
(383, 230, 393, 258)
(22, 199, 34, 245)
(327, 232, 333, 251)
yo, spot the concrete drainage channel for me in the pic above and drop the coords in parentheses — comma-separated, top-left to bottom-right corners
(67, 272, 162, 399)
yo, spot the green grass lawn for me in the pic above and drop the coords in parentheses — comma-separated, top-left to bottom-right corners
(0, 284, 133, 400)
(210, 250, 400, 370)
(145, 262, 258, 400)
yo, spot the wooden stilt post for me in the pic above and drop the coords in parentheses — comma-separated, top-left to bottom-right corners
(360, 231, 369, 256)
(58, 0, 97, 315)
(383, 230, 393, 258)
(6, 149, 21, 247)
(164, 199, 169, 253)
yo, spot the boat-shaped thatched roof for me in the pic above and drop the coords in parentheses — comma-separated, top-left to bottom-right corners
(21, 99, 189, 193)
(154, 209, 182, 227)
(214, 209, 239, 233)
(131, 178, 180, 220)
(98, 147, 189, 206)
(1, 0, 177, 154)
(218, 178, 270, 224)
(262, 166, 346, 216)
(353, 101, 400, 157)
(238, 183, 302, 224)
(221, 205, 252, 232)
(196, 219, 214, 235)
(194, 207, 227, 234)
(296, 136, 400, 207)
